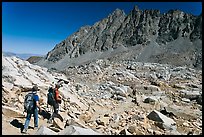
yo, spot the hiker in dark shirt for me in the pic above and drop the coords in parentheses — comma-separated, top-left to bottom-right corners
(47, 83, 62, 123)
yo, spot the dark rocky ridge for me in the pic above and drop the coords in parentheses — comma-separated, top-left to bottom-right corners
(36, 6, 202, 71)
(26, 56, 44, 64)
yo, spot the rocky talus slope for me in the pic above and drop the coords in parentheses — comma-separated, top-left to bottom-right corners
(2, 55, 202, 135)
(36, 6, 202, 70)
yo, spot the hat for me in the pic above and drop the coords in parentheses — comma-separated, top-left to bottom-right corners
(55, 83, 61, 88)
(32, 85, 39, 91)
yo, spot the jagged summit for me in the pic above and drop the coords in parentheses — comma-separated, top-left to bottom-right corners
(133, 5, 140, 12)
(112, 8, 125, 15)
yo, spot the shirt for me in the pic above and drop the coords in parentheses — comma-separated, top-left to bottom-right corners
(33, 94, 39, 108)
(55, 88, 60, 101)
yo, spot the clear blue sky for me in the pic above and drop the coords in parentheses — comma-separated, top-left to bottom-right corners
(2, 2, 202, 55)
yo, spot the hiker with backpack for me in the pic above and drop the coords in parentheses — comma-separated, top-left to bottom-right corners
(47, 83, 62, 123)
(22, 85, 42, 133)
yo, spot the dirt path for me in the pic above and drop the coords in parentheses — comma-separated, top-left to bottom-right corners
(2, 111, 51, 135)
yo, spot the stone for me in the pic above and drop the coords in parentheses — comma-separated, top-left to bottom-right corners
(179, 90, 200, 100)
(18, 95, 24, 103)
(119, 128, 132, 135)
(135, 129, 145, 135)
(144, 97, 157, 104)
(181, 98, 191, 103)
(53, 118, 65, 130)
(48, 126, 61, 132)
(132, 113, 145, 122)
(196, 95, 202, 105)
(109, 122, 119, 129)
(58, 125, 78, 135)
(110, 85, 128, 97)
(2, 106, 25, 118)
(65, 118, 87, 128)
(147, 128, 154, 134)
(111, 113, 120, 123)
(96, 116, 110, 126)
(147, 110, 177, 131)
(35, 125, 58, 135)
(165, 130, 181, 135)
(144, 85, 161, 91)
(127, 125, 137, 134)
(79, 111, 92, 123)
(173, 84, 186, 89)
(153, 130, 163, 135)
(58, 125, 101, 135)
(182, 122, 190, 127)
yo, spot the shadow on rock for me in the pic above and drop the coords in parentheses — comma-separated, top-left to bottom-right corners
(39, 110, 51, 120)
(10, 119, 33, 132)
(53, 113, 63, 122)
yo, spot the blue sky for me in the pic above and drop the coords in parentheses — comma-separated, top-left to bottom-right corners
(2, 2, 202, 55)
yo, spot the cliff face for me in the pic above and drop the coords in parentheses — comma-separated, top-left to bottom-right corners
(37, 6, 202, 70)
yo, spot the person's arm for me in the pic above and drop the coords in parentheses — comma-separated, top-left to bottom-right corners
(35, 95, 42, 112)
(36, 101, 42, 112)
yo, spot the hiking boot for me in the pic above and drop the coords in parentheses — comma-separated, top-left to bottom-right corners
(21, 129, 27, 134)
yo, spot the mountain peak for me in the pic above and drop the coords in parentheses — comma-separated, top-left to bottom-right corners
(111, 8, 125, 17)
(133, 5, 140, 12)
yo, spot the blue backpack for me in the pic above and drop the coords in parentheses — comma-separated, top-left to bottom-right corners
(24, 93, 35, 113)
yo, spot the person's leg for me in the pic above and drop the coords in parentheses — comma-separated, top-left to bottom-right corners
(22, 112, 32, 132)
(34, 108, 38, 128)
(55, 103, 59, 114)
(48, 102, 59, 121)
(48, 105, 54, 123)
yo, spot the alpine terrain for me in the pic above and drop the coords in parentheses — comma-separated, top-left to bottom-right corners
(2, 6, 202, 135)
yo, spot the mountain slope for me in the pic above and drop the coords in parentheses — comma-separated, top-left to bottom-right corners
(36, 6, 202, 71)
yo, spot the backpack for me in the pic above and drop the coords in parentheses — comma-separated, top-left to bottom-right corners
(47, 87, 56, 106)
(24, 93, 35, 113)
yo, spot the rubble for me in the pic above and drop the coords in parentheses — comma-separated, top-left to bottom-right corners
(2, 55, 202, 135)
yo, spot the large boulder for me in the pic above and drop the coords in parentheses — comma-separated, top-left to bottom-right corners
(147, 110, 177, 131)
(58, 125, 102, 135)
(53, 118, 65, 130)
(35, 125, 58, 135)
(2, 106, 25, 118)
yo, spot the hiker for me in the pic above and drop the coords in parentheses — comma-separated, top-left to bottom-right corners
(47, 83, 62, 123)
(22, 85, 42, 133)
